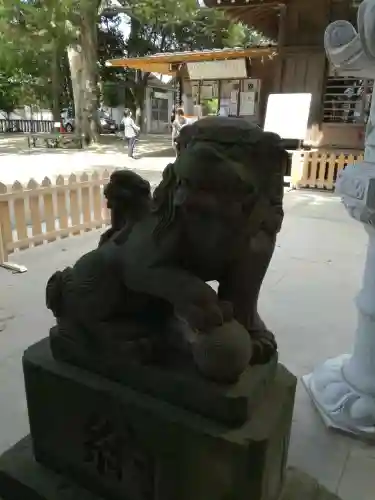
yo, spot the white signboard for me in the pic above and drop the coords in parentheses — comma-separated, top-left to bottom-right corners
(187, 59, 247, 80)
(153, 91, 168, 99)
(230, 90, 237, 104)
(264, 93, 312, 140)
(240, 91, 255, 115)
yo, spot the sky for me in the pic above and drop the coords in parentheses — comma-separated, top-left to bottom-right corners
(118, 14, 131, 40)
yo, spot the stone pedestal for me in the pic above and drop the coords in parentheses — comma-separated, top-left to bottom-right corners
(0, 440, 342, 500)
(303, 0, 375, 439)
(49, 325, 278, 427)
(0, 338, 296, 500)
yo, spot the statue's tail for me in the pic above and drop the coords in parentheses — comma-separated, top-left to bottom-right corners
(46, 267, 73, 318)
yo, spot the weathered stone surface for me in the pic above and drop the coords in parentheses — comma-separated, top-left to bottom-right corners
(47, 117, 287, 385)
(0, 441, 341, 500)
(20, 338, 296, 500)
(48, 331, 278, 426)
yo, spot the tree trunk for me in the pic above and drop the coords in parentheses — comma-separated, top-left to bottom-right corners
(80, 0, 99, 144)
(66, 0, 100, 145)
(133, 71, 149, 131)
(67, 46, 84, 137)
(51, 43, 61, 122)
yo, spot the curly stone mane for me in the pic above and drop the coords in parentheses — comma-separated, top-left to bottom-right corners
(152, 146, 255, 240)
(151, 163, 179, 240)
(152, 118, 288, 240)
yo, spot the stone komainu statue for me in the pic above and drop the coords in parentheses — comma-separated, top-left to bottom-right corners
(46, 117, 287, 383)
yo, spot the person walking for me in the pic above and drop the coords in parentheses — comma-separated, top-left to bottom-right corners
(121, 108, 140, 159)
(171, 107, 188, 157)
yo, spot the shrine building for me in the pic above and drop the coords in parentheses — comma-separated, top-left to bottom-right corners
(200, 0, 368, 151)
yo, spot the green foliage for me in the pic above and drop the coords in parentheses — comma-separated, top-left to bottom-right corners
(0, 31, 54, 113)
(0, 0, 73, 114)
(0, 0, 123, 114)
(120, 0, 265, 56)
(98, 14, 126, 81)
(102, 82, 122, 107)
(0, 0, 268, 123)
(201, 98, 218, 116)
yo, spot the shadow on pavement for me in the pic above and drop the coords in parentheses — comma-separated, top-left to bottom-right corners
(0, 134, 173, 158)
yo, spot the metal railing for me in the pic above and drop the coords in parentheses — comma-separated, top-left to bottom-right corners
(0, 119, 54, 134)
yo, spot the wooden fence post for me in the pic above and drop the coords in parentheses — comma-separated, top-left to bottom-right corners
(291, 150, 365, 190)
(291, 151, 304, 188)
(0, 182, 27, 273)
(56, 175, 69, 237)
(0, 168, 116, 273)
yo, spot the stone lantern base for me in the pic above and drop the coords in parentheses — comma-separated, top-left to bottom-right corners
(303, 355, 375, 439)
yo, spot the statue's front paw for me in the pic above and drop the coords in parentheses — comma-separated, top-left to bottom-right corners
(249, 329, 277, 365)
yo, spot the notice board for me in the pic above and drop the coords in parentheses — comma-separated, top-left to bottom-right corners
(264, 93, 312, 140)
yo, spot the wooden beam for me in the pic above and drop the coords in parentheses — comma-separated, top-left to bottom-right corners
(273, 5, 286, 91)
(106, 47, 278, 73)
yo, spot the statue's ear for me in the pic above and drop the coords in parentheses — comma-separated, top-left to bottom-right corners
(153, 163, 177, 210)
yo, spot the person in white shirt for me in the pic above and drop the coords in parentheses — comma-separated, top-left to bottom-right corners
(121, 108, 140, 158)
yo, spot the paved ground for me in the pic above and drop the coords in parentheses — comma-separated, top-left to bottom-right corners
(0, 133, 174, 186)
(0, 190, 374, 499)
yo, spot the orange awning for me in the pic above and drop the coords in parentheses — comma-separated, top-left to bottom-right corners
(106, 47, 277, 75)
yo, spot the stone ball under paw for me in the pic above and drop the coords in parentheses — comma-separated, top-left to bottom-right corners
(192, 319, 253, 384)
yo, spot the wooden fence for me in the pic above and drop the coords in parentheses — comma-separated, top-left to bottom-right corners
(291, 151, 364, 190)
(0, 169, 115, 272)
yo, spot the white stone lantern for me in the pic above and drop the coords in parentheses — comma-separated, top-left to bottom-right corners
(303, 0, 375, 438)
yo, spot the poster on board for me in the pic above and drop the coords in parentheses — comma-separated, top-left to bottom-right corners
(240, 91, 255, 115)
(263, 93, 312, 140)
(230, 90, 237, 104)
